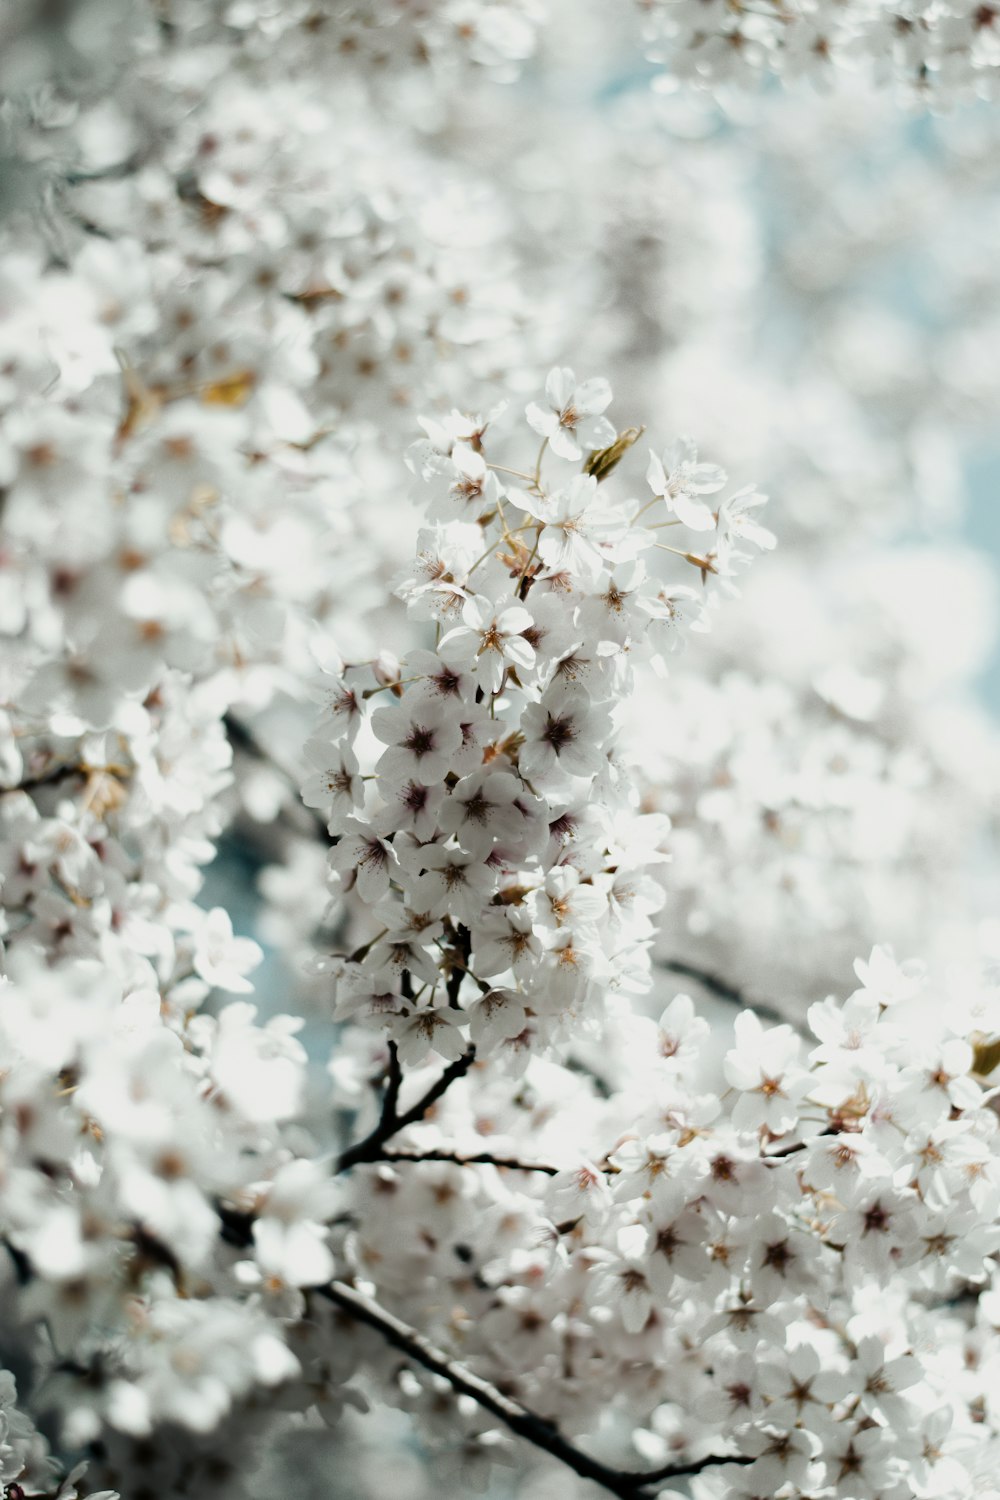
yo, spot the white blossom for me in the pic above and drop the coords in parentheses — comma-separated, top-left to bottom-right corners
(525, 368, 616, 462)
(2, 5, 1000, 1500)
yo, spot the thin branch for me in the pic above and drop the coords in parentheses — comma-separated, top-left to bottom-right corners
(928, 1283, 986, 1312)
(445, 924, 473, 1008)
(565, 1053, 613, 1100)
(337, 940, 477, 1171)
(2, 1238, 32, 1287)
(636, 1453, 748, 1486)
(58, 206, 114, 241)
(373, 1124, 820, 1187)
(336, 1047, 478, 1173)
(63, 153, 145, 186)
(382, 1039, 403, 1128)
(15, 759, 85, 796)
(387, 1047, 477, 1136)
(656, 958, 785, 1024)
(215, 1201, 749, 1494)
(763, 1124, 835, 1163)
(223, 709, 298, 786)
(316, 1278, 747, 1498)
(373, 1147, 560, 1175)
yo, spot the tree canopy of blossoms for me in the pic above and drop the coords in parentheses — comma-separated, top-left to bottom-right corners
(3, 4, 1000, 1500)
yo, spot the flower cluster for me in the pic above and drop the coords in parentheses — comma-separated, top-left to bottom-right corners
(3, 1, 1000, 1498)
(329, 946, 1000, 1500)
(638, 0, 1000, 100)
(629, 653, 999, 1012)
(310, 373, 771, 1068)
(0, 947, 324, 1497)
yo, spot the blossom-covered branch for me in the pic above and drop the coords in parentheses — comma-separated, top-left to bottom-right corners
(310, 374, 771, 1083)
(316, 1277, 749, 1499)
(2, 3, 1000, 1499)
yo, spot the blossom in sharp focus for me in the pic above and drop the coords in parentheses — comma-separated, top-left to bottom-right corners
(525, 367, 616, 462)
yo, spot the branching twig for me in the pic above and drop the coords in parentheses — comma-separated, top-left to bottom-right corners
(58, 205, 114, 241)
(336, 1047, 478, 1173)
(214, 1207, 749, 1496)
(763, 1123, 835, 1163)
(635, 1453, 748, 1485)
(316, 1277, 748, 1498)
(373, 1146, 560, 1175)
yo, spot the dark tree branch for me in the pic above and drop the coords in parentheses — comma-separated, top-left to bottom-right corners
(223, 710, 297, 784)
(382, 1039, 403, 1128)
(2, 1238, 32, 1287)
(334, 899, 487, 1177)
(657, 958, 785, 1024)
(213, 1206, 749, 1497)
(445, 923, 473, 1008)
(373, 1147, 560, 1175)
(15, 760, 85, 796)
(336, 1047, 478, 1173)
(316, 1278, 748, 1498)
(763, 1122, 837, 1163)
(634, 1453, 748, 1486)
(63, 154, 145, 186)
(59, 206, 114, 241)
(565, 1053, 613, 1100)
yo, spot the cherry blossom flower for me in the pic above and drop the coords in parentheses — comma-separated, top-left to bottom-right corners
(439, 595, 536, 695)
(646, 439, 726, 531)
(518, 475, 626, 586)
(251, 1159, 339, 1288)
(525, 367, 615, 462)
(426, 442, 502, 523)
(716, 488, 776, 555)
(387, 1004, 468, 1065)
(301, 737, 364, 829)
(437, 769, 543, 858)
(519, 683, 613, 782)
(590, 1243, 656, 1334)
(723, 1011, 811, 1134)
(409, 844, 499, 924)
(468, 987, 529, 1049)
(192, 908, 263, 994)
(329, 819, 398, 903)
(372, 696, 465, 786)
